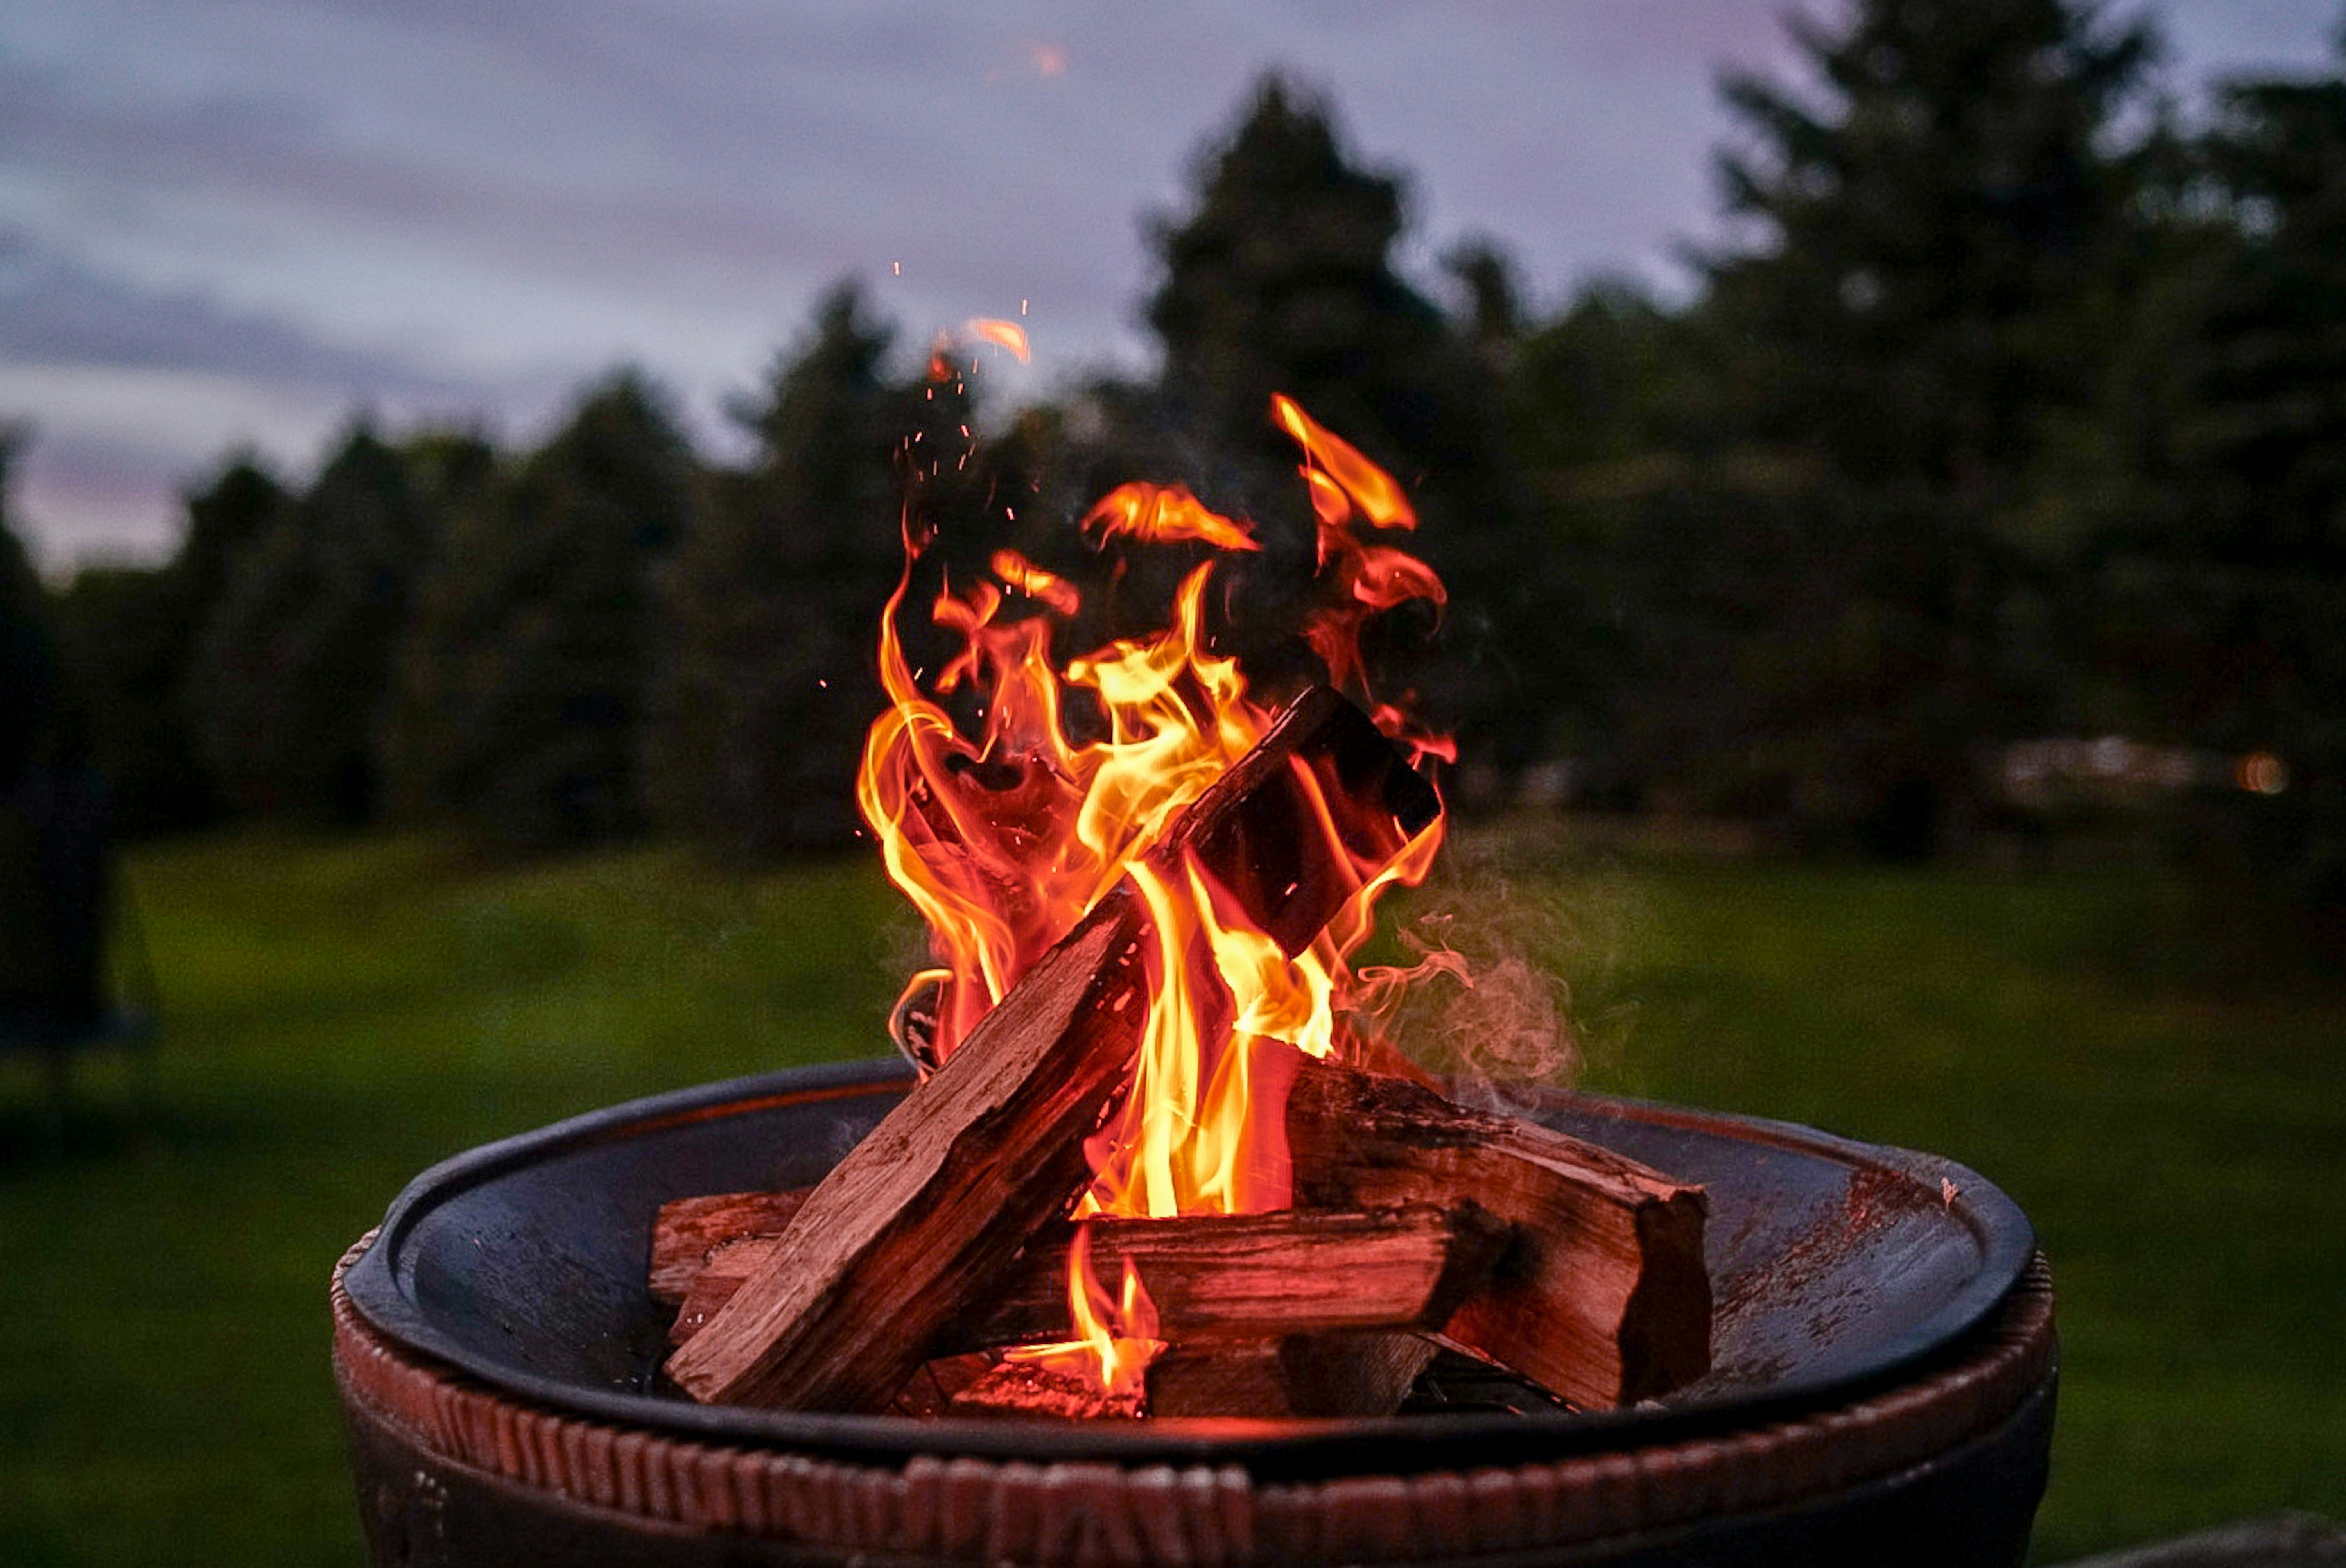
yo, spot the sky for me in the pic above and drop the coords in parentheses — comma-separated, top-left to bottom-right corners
(2, 1, 2339, 571)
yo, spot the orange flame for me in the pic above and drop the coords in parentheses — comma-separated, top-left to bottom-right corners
(991, 549, 1081, 617)
(1082, 482, 1261, 553)
(1001, 1222, 1161, 1404)
(859, 396, 1449, 1400)
(967, 317, 1033, 362)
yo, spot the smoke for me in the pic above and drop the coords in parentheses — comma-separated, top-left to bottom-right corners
(1343, 829, 1644, 1114)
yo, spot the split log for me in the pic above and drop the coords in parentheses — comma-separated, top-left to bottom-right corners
(647, 1190, 808, 1305)
(1284, 1054, 1711, 1409)
(664, 688, 1440, 1410)
(666, 1202, 1506, 1351)
(1146, 1333, 1439, 1419)
(889, 1353, 995, 1417)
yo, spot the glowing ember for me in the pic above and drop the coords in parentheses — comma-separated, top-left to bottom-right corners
(856, 390, 1449, 1397)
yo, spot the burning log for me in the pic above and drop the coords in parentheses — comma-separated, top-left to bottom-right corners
(1284, 1055, 1712, 1409)
(946, 1358, 1148, 1421)
(662, 1201, 1507, 1352)
(663, 688, 1440, 1411)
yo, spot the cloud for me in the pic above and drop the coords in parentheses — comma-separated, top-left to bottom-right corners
(0, 363, 367, 569)
(3, 0, 2339, 570)
(0, 227, 477, 398)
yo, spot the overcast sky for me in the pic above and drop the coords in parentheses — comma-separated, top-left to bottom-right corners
(2, 0, 2338, 570)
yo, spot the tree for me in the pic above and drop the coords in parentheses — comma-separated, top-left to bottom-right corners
(51, 454, 289, 835)
(1500, 281, 1767, 810)
(0, 426, 73, 796)
(1135, 77, 1549, 770)
(185, 423, 435, 820)
(2081, 31, 2346, 904)
(0, 426, 115, 1028)
(1688, 0, 2160, 851)
(644, 284, 904, 855)
(386, 373, 691, 850)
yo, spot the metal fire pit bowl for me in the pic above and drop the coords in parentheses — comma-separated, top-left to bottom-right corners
(334, 1058, 2055, 1568)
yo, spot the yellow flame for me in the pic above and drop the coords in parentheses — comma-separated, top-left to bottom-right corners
(1082, 482, 1260, 553)
(967, 318, 1032, 362)
(859, 397, 1452, 1400)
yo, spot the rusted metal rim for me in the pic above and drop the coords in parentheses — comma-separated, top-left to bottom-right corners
(335, 1235, 2056, 1566)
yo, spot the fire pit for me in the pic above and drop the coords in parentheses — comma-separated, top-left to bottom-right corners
(335, 389, 2053, 1563)
(333, 1057, 2053, 1567)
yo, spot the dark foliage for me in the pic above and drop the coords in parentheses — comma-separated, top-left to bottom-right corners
(385, 375, 689, 851)
(51, 454, 287, 835)
(183, 424, 438, 821)
(1672, 0, 2159, 850)
(2075, 29, 2346, 904)
(20, 9, 2346, 911)
(1117, 75, 1553, 768)
(643, 285, 902, 855)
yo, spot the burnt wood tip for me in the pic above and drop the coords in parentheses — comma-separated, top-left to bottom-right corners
(1171, 685, 1443, 958)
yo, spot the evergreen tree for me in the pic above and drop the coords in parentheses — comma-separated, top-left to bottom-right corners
(51, 454, 289, 834)
(644, 285, 902, 855)
(1501, 282, 1753, 808)
(1136, 76, 1544, 769)
(0, 426, 113, 1026)
(185, 423, 434, 820)
(1695, 0, 2159, 850)
(0, 426, 70, 796)
(2085, 32, 2346, 903)
(386, 372, 691, 850)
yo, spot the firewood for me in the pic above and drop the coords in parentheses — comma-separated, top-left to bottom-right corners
(664, 688, 1440, 1410)
(889, 1353, 995, 1417)
(665, 1202, 1507, 1351)
(945, 1357, 1146, 1420)
(648, 1190, 808, 1305)
(1283, 1054, 1711, 1409)
(1146, 1333, 1439, 1419)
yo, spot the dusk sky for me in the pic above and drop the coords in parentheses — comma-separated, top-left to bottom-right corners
(4, 0, 2339, 570)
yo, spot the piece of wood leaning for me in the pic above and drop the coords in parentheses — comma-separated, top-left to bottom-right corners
(663, 688, 1440, 1410)
(665, 1202, 1508, 1351)
(1284, 1055, 1712, 1408)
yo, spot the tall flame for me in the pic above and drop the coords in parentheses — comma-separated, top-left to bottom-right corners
(858, 392, 1448, 1400)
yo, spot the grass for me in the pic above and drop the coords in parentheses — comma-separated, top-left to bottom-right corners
(2, 826, 2341, 1563)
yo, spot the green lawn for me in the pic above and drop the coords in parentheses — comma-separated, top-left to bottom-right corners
(1, 828, 2339, 1563)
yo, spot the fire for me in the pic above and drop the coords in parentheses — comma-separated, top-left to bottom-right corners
(857, 388, 1448, 1400)
(965, 318, 1033, 363)
(1004, 1222, 1162, 1401)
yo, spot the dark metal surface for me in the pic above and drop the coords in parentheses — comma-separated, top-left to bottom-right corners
(341, 1057, 2034, 1478)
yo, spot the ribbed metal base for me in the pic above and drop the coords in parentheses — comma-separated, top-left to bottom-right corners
(335, 1235, 2055, 1568)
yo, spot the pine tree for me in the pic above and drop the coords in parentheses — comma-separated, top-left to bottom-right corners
(51, 454, 289, 834)
(2086, 32, 2346, 904)
(1698, 0, 2158, 851)
(644, 284, 902, 855)
(185, 424, 435, 820)
(388, 373, 691, 850)
(1136, 76, 1543, 767)
(0, 426, 69, 796)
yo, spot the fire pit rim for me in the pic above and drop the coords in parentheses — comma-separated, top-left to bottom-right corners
(341, 1056, 2036, 1475)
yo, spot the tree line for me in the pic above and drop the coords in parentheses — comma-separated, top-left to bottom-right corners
(4, 0, 2342, 904)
